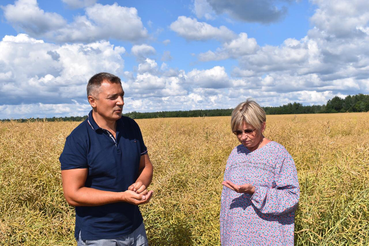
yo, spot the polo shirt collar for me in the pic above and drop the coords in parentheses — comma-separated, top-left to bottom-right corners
(86, 110, 124, 131)
(87, 110, 101, 131)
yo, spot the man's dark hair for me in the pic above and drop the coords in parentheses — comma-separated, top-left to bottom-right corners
(87, 72, 122, 97)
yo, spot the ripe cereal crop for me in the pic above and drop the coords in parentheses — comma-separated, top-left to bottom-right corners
(0, 113, 368, 245)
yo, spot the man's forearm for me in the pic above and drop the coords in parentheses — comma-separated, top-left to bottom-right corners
(65, 187, 148, 207)
(136, 164, 153, 187)
(136, 154, 153, 187)
(65, 187, 125, 207)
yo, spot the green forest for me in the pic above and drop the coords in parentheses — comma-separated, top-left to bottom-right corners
(3, 94, 369, 122)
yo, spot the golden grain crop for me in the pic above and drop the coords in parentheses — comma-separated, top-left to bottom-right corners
(0, 113, 368, 245)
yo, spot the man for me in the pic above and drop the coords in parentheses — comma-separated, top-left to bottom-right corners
(60, 72, 153, 245)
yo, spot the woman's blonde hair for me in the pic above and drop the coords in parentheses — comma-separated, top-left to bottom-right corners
(231, 99, 266, 132)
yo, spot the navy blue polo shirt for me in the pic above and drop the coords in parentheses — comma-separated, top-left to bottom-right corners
(59, 110, 147, 241)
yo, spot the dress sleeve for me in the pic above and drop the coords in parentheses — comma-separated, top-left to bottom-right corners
(250, 149, 300, 215)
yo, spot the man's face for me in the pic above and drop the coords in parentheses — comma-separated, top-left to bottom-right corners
(89, 80, 124, 123)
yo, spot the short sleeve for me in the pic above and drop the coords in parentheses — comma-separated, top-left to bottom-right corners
(59, 134, 88, 170)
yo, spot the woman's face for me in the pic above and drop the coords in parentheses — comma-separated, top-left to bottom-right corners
(234, 121, 264, 151)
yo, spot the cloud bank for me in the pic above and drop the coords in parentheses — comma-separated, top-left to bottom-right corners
(0, 0, 368, 119)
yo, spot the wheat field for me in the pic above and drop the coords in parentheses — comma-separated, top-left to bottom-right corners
(0, 113, 368, 245)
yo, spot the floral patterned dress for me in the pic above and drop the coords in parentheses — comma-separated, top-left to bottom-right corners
(220, 141, 300, 245)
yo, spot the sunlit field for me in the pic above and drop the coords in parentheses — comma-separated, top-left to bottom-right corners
(0, 113, 368, 245)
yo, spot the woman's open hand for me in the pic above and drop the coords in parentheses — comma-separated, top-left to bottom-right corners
(222, 180, 255, 195)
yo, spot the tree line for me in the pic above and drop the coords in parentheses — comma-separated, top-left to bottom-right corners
(2, 94, 368, 122)
(124, 94, 369, 119)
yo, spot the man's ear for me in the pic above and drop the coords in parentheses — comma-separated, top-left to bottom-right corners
(88, 95, 97, 108)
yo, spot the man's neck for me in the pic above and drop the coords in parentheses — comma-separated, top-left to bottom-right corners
(92, 111, 117, 133)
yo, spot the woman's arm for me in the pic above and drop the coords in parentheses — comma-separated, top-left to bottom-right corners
(250, 155, 300, 215)
(222, 154, 299, 215)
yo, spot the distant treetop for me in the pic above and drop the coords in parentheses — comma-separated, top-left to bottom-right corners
(2, 94, 368, 122)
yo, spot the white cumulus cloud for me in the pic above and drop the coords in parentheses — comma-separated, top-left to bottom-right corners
(131, 44, 156, 61)
(62, 0, 97, 9)
(187, 66, 231, 88)
(2, 1, 148, 43)
(2, 0, 66, 36)
(170, 16, 236, 41)
(199, 32, 259, 61)
(0, 34, 125, 105)
(137, 58, 158, 74)
(192, 0, 215, 20)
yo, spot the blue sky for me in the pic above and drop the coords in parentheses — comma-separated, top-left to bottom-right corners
(0, 0, 368, 119)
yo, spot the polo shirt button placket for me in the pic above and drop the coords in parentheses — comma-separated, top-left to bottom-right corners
(105, 130, 117, 147)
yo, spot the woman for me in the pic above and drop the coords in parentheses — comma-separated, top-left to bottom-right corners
(220, 99, 300, 245)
